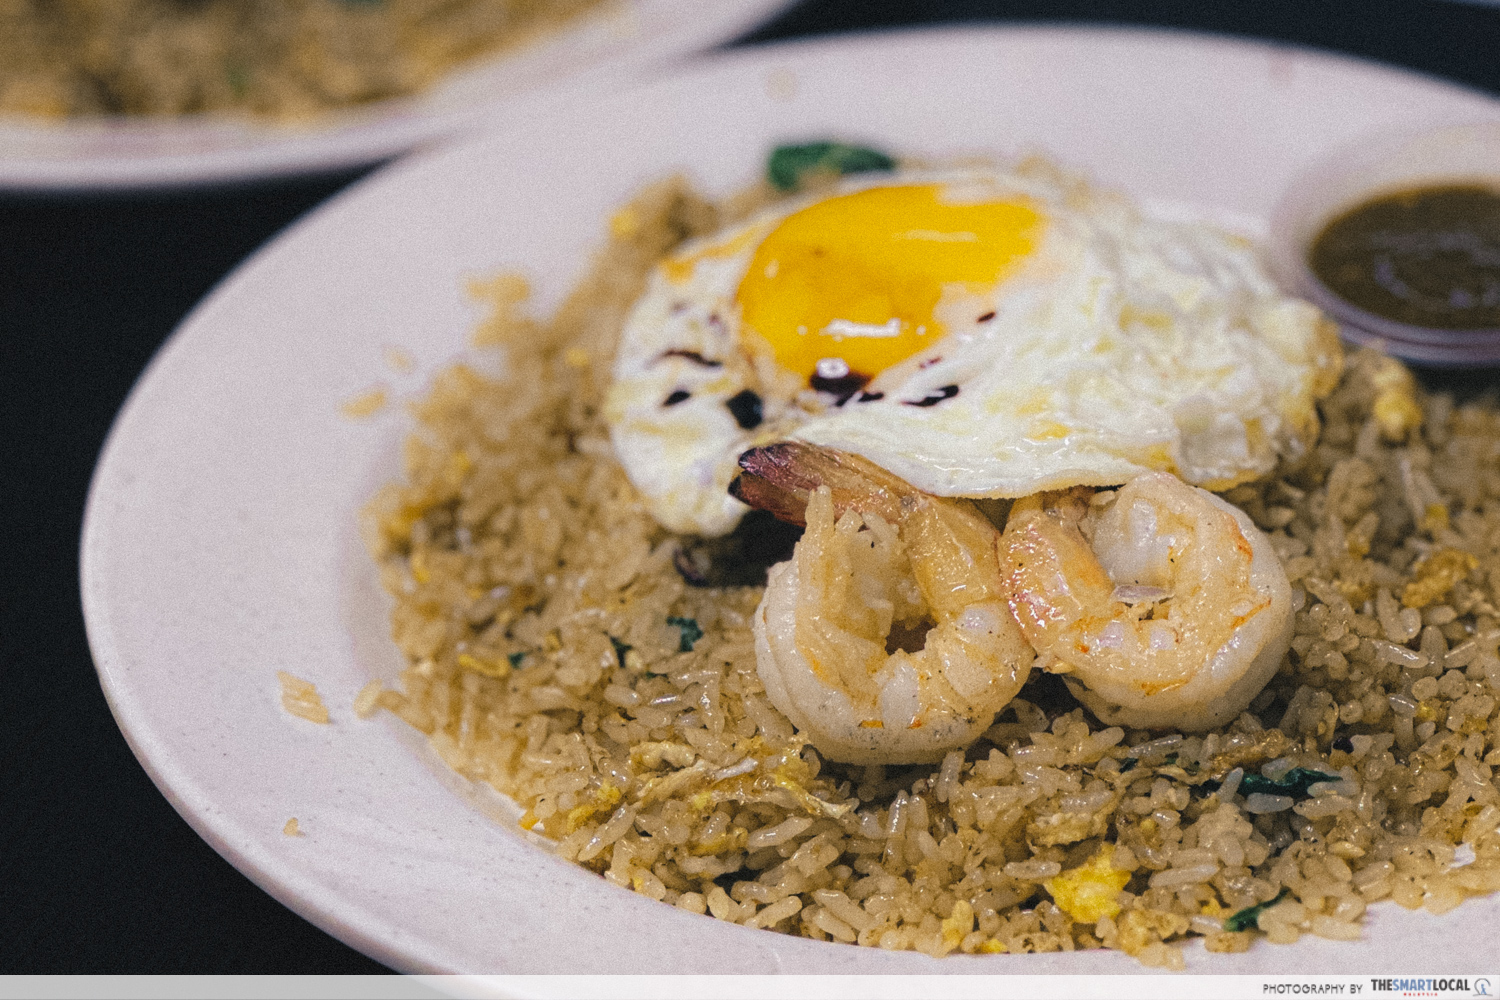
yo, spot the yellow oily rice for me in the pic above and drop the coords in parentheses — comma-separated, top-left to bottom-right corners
(361, 177, 1500, 966)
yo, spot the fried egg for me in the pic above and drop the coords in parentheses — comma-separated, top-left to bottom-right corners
(605, 162, 1342, 536)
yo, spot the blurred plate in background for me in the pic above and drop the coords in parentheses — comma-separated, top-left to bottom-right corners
(0, 0, 792, 190)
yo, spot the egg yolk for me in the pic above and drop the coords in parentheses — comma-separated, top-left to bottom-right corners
(736, 184, 1042, 384)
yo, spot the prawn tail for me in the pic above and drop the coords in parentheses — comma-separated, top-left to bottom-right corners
(730, 441, 909, 526)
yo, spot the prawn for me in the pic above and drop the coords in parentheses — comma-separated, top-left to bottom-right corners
(998, 471, 1292, 731)
(732, 443, 1035, 764)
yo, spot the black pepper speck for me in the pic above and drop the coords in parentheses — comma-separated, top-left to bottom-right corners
(660, 349, 722, 368)
(904, 385, 959, 407)
(725, 389, 763, 429)
(810, 369, 870, 404)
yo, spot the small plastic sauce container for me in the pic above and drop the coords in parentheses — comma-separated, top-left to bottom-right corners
(1269, 123, 1500, 367)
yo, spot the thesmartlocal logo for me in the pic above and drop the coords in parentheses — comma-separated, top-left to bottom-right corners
(1368, 979, 1490, 997)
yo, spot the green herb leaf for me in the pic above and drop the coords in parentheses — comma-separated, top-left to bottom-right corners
(767, 142, 896, 192)
(667, 616, 703, 653)
(609, 635, 633, 669)
(1118, 757, 1138, 774)
(1223, 887, 1290, 933)
(507, 651, 527, 669)
(1238, 767, 1337, 800)
(226, 64, 249, 98)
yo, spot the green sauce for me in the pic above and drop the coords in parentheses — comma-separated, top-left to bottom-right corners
(1308, 185, 1500, 330)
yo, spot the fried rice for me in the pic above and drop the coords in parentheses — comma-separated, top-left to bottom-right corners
(0, 0, 605, 119)
(357, 175, 1500, 967)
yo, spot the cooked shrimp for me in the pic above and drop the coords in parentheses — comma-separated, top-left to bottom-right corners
(734, 443, 1035, 764)
(998, 471, 1293, 731)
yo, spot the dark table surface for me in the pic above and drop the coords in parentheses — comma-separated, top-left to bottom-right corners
(4, 0, 1499, 976)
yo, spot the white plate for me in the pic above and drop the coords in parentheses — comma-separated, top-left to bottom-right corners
(81, 27, 1500, 978)
(0, 0, 789, 190)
